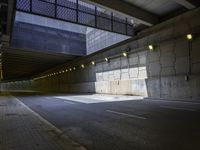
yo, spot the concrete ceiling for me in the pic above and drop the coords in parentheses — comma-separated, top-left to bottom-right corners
(83, 0, 199, 26)
(123, 0, 182, 16)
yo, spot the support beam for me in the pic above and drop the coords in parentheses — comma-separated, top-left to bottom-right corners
(81, 0, 159, 26)
(173, 0, 196, 9)
(7, 0, 15, 35)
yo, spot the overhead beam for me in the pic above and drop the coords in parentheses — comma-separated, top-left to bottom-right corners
(81, 0, 159, 26)
(173, 0, 196, 9)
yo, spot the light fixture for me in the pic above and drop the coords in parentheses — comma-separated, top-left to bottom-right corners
(186, 34, 192, 40)
(81, 64, 85, 68)
(91, 61, 95, 65)
(123, 52, 127, 57)
(69, 68, 72, 71)
(148, 44, 154, 51)
(65, 69, 68, 72)
(130, 19, 134, 24)
(59, 71, 62, 74)
(62, 70, 65, 73)
(73, 67, 76, 70)
(105, 57, 109, 62)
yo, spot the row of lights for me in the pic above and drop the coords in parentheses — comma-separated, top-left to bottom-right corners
(44, 61, 96, 78)
(148, 33, 193, 51)
(37, 34, 193, 79)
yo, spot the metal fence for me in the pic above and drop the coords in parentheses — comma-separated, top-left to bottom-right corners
(16, 0, 134, 36)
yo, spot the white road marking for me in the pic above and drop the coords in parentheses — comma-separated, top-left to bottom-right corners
(146, 99, 200, 105)
(160, 106, 196, 112)
(106, 110, 146, 120)
(64, 101, 75, 104)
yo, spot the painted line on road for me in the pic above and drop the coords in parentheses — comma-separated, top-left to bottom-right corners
(106, 110, 147, 120)
(63, 101, 75, 104)
(160, 106, 196, 112)
(146, 99, 200, 105)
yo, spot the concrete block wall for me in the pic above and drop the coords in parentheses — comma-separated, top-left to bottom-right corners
(1, 8, 200, 100)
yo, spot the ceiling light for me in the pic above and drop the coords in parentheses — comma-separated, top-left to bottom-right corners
(81, 64, 85, 68)
(130, 19, 134, 24)
(186, 34, 192, 40)
(65, 69, 68, 72)
(73, 67, 76, 70)
(91, 61, 95, 65)
(105, 58, 109, 62)
(123, 52, 127, 57)
(69, 68, 72, 71)
(148, 45, 154, 51)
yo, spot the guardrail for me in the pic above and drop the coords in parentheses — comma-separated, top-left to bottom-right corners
(16, 0, 134, 36)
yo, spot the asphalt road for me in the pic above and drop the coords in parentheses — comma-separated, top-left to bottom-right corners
(14, 93, 200, 150)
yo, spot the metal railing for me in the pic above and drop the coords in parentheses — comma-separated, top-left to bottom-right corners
(16, 0, 134, 36)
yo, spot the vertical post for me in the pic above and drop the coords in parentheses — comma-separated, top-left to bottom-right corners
(55, 0, 57, 18)
(30, 0, 32, 12)
(95, 6, 97, 27)
(76, 0, 78, 23)
(111, 12, 113, 32)
(125, 18, 128, 35)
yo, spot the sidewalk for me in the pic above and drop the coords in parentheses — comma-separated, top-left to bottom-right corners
(0, 94, 86, 150)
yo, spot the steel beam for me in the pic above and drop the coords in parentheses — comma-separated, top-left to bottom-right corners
(173, 0, 196, 9)
(81, 0, 159, 26)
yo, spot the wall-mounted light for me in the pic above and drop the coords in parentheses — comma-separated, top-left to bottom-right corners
(186, 34, 193, 40)
(122, 52, 127, 57)
(91, 61, 95, 65)
(148, 44, 155, 51)
(105, 57, 109, 62)
(81, 64, 85, 68)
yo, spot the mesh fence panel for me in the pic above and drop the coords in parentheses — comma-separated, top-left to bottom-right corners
(57, 0, 76, 9)
(113, 21, 126, 34)
(127, 24, 134, 36)
(78, 12, 95, 27)
(32, 0, 55, 17)
(57, 6, 77, 22)
(16, 0, 134, 36)
(97, 17, 111, 31)
(16, 0, 30, 11)
(78, 1, 95, 14)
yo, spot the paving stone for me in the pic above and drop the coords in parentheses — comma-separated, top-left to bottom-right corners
(0, 94, 86, 150)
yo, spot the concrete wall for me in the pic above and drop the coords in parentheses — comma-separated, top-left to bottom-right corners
(1, 8, 200, 100)
(11, 22, 86, 55)
(86, 28, 130, 54)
